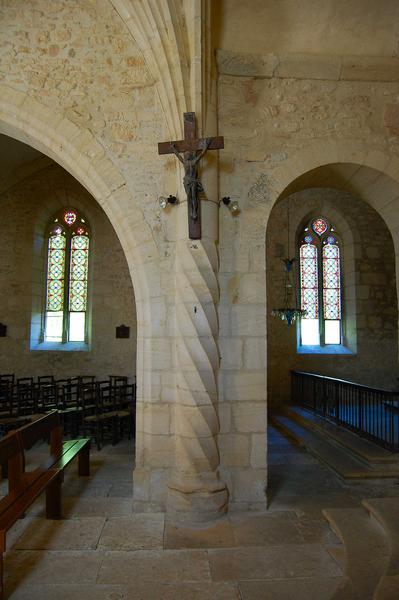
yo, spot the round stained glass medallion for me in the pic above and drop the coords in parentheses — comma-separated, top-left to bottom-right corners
(304, 235, 313, 244)
(64, 210, 77, 226)
(54, 226, 62, 235)
(327, 236, 336, 245)
(312, 218, 328, 236)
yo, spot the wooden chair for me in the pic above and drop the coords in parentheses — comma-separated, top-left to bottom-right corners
(82, 382, 117, 450)
(113, 381, 135, 441)
(37, 376, 57, 413)
(0, 379, 13, 418)
(16, 378, 38, 417)
(56, 379, 81, 438)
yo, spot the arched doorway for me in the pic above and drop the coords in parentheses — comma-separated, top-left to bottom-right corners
(0, 85, 170, 511)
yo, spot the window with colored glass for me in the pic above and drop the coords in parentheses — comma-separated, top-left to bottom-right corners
(44, 209, 90, 343)
(299, 217, 342, 346)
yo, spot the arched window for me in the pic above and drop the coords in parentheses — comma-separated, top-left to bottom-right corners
(44, 208, 90, 343)
(299, 217, 342, 346)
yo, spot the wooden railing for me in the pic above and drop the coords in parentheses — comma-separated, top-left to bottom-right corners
(291, 370, 399, 452)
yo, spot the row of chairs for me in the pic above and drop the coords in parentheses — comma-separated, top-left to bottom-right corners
(0, 374, 136, 450)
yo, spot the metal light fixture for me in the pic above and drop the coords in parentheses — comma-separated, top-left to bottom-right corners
(271, 258, 307, 326)
(159, 195, 178, 209)
(222, 196, 240, 216)
(271, 201, 306, 326)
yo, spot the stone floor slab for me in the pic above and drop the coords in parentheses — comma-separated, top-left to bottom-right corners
(63, 497, 133, 518)
(238, 576, 345, 600)
(230, 512, 304, 545)
(7, 582, 241, 600)
(99, 514, 164, 550)
(295, 516, 341, 543)
(14, 517, 105, 550)
(125, 582, 241, 600)
(61, 480, 113, 498)
(208, 544, 343, 581)
(108, 483, 133, 497)
(8, 584, 128, 600)
(164, 517, 235, 549)
(2, 429, 398, 600)
(97, 549, 211, 584)
(4, 550, 102, 589)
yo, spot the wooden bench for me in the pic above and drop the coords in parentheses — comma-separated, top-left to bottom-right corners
(0, 411, 90, 599)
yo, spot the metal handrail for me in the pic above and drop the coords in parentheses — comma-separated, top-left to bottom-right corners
(291, 370, 399, 452)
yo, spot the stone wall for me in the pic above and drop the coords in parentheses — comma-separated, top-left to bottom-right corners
(267, 188, 398, 406)
(0, 161, 136, 380)
(0, 0, 175, 513)
(216, 26, 399, 509)
(2, 0, 399, 515)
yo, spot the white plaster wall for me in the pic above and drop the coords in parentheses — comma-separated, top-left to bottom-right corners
(214, 0, 399, 56)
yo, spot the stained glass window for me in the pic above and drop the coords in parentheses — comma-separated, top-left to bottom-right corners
(323, 242, 341, 344)
(64, 210, 77, 226)
(300, 243, 320, 345)
(44, 209, 90, 344)
(46, 233, 66, 312)
(300, 243, 318, 319)
(312, 218, 328, 236)
(299, 217, 342, 347)
(323, 244, 341, 320)
(69, 235, 89, 312)
(45, 231, 66, 342)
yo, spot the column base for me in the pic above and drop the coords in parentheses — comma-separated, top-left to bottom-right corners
(166, 473, 229, 524)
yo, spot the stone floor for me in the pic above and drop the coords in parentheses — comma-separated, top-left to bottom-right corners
(2, 426, 399, 599)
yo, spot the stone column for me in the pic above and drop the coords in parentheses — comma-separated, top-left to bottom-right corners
(167, 216, 228, 522)
(167, 60, 227, 521)
(152, 0, 226, 522)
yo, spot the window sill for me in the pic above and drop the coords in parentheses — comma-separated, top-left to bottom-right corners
(30, 341, 89, 352)
(297, 344, 355, 355)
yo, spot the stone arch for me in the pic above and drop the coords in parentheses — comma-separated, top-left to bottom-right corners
(267, 141, 399, 322)
(268, 141, 399, 221)
(263, 140, 399, 407)
(0, 84, 165, 496)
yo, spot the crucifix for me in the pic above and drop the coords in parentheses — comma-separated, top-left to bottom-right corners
(158, 112, 224, 239)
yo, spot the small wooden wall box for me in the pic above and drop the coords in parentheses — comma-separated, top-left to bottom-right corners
(116, 325, 130, 339)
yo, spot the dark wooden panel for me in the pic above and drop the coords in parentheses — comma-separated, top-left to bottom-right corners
(17, 411, 60, 450)
(158, 136, 224, 155)
(0, 435, 20, 464)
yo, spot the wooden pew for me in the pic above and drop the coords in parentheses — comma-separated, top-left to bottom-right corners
(0, 412, 90, 599)
(16, 411, 90, 479)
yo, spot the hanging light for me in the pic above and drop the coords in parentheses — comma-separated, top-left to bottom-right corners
(271, 201, 307, 326)
(271, 258, 307, 326)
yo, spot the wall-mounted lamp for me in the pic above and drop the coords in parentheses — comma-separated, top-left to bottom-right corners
(221, 196, 240, 216)
(159, 195, 178, 209)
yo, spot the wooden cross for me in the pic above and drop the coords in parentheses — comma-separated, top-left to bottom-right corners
(158, 112, 224, 239)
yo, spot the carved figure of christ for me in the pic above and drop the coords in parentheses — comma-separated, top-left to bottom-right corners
(158, 112, 224, 239)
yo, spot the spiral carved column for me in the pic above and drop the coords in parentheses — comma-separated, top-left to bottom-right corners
(167, 236, 228, 522)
